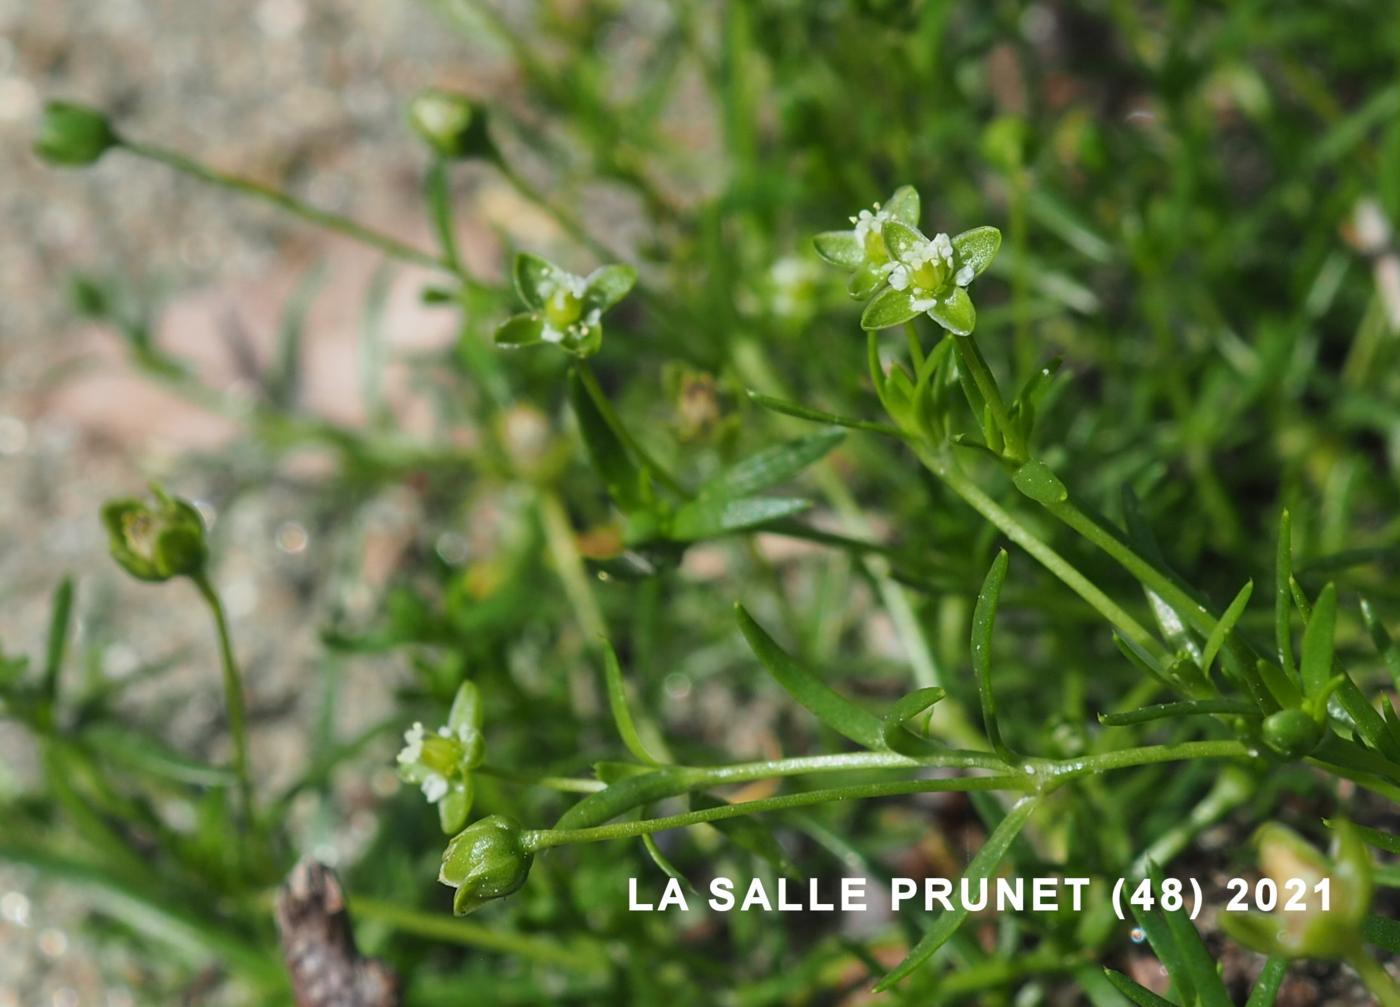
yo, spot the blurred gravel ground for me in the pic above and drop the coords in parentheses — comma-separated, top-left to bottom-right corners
(0, 2, 510, 1002)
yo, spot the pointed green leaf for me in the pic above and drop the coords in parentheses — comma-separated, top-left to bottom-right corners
(972, 550, 1013, 760)
(602, 640, 659, 765)
(1276, 510, 1297, 679)
(861, 285, 921, 330)
(884, 185, 920, 226)
(929, 287, 977, 336)
(882, 220, 926, 262)
(813, 231, 864, 268)
(1149, 860, 1232, 1007)
(448, 680, 483, 736)
(1102, 970, 1179, 1007)
(1201, 581, 1253, 679)
(951, 226, 1002, 280)
(874, 796, 1039, 990)
(568, 369, 648, 512)
(880, 687, 946, 756)
(1013, 459, 1068, 505)
(1098, 698, 1256, 726)
(42, 577, 74, 701)
(641, 834, 695, 892)
(583, 264, 636, 311)
(81, 725, 236, 787)
(1360, 596, 1400, 690)
(1244, 957, 1288, 1007)
(735, 604, 883, 749)
(1300, 582, 1338, 701)
(495, 312, 545, 347)
(513, 252, 562, 309)
(669, 496, 811, 541)
(699, 429, 844, 501)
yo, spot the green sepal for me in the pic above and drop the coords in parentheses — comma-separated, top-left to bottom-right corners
(951, 226, 1002, 280)
(929, 286, 976, 336)
(813, 231, 863, 268)
(861, 285, 921, 330)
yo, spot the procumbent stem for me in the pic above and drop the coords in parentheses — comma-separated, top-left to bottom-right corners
(121, 140, 458, 278)
(525, 739, 1253, 851)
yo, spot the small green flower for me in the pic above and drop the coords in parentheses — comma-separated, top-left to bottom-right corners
(1222, 821, 1372, 960)
(494, 253, 636, 357)
(812, 186, 921, 299)
(101, 486, 208, 582)
(397, 681, 486, 833)
(860, 221, 1001, 336)
(34, 100, 118, 167)
(439, 814, 533, 916)
(407, 89, 493, 160)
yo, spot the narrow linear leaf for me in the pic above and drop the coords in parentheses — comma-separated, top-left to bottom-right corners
(1103, 969, 1179, 1007)
(568, 369, 648, 513)
(82, 725, 237, 787)
(735, 605, 883, 750)
(1148, 860, 1232, 1007)
(699, 429, 844, 501)
(874, 796, 1039, 991)
(1244, 957, 1288, 1007)
(1327, 819, 1400, 855)
(971, 550, 1013, 760)
(1360, 596, 1400, 689)
(1201, 580, 1252, 679)
(1098, 699, 1257, 727)
(42, 576, 75, 700)
(602, 640, 659, 766)
(1127, 900, 1193, 1006)
(641, 834, 695, 893)
(670, 496, 811, 541)
(744, 390, 909, 439)
(1299, 582, 1338, 701)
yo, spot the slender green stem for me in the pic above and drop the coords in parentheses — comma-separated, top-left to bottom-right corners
(1040, 739, 1251, 783)
(953, 334, 1025, 462)
(538, 490, 608, 642)
(476, 763, 606, 794)
(903, 321, 925, 371)
(192, 575, 254, 826)
(526, 774, 1029, 850)
(922, 449, 1168, 663)
(491, 152, 617, 261)
(574, 359, 686, 495)
(350, 896, 605, 971)
(1349, 950, 1400, 1007)
(121, 140, 458, 277)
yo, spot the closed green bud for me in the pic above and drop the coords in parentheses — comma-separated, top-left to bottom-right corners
(408, 89, 492, 160)
(101, 486, 208, 582)
(439, 815, 533, 915)
(1223, 821, 1372, 960)
(34, 100, 118, 167)
(1262, 707, 1323, 759)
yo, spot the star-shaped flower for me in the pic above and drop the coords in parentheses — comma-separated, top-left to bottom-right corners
(812, 186, 922, 299)
(494, 253, 636, 357)
(397, 681, 486, 833)
(859, 221, 1001, 336)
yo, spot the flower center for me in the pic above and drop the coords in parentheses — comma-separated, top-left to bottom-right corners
(545, 288, 584, 329)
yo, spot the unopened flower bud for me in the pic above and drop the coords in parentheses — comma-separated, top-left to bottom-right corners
(1223, 821, 1372, 959)
(101, 486, 208, 582)
(1262, 708, 1323, 759)
(407, 89, 491, 160)
(439, 815, 533, 915)
(34, 101, 118, 167)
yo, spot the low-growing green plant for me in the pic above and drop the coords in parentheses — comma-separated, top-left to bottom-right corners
(11, 3, 1400, 1004)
